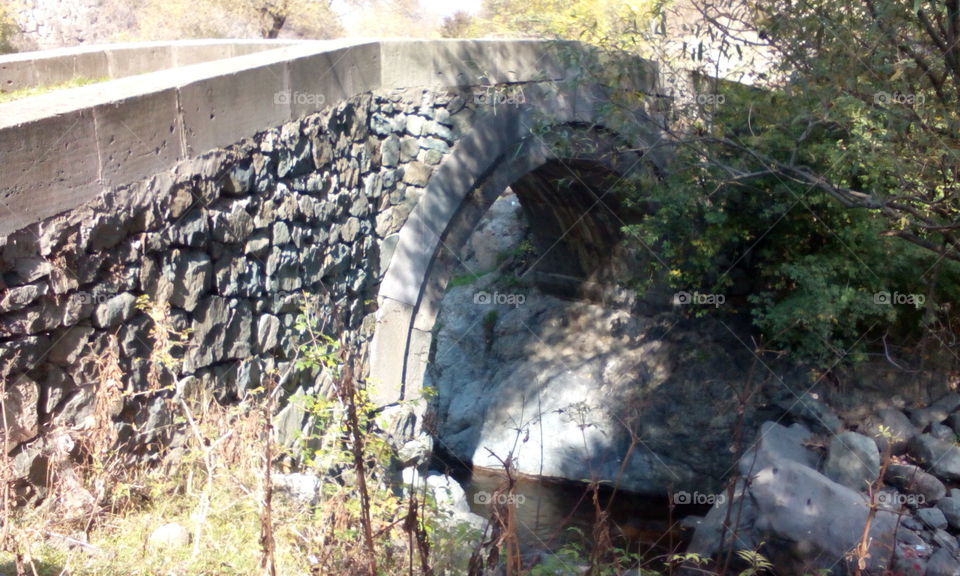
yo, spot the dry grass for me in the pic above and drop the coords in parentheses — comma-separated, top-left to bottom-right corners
(0, 76, 107, 103)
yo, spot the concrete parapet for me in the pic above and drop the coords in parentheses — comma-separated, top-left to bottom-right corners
(0, 39, 652, 238)
(0, 39, 301, 94)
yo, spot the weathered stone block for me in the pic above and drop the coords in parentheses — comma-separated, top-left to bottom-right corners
(3, 375, 39, 450)
(0, 282, 48, 313)
(210, 200, 254, 244)
(168, 251, 212, 312)
(93, 292, 138, 329)
(401, 162, 433, 187)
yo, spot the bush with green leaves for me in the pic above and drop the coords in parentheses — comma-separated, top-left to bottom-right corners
(623, 81, 960, 366)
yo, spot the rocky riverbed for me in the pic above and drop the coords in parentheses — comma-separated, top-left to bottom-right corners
(418, 189, 960, 574)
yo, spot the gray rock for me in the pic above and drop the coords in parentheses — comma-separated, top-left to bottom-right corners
(348, 195, 370, 219)
(381, 134, 400, 167)
(420, 137, 450, 154)
(401, 162, 432, 186)
(171, 210, 208, 247)
(898, 525, 926, 547)
(277, 138, 312, 178)
(740, 421, 818, 476)
(885, 464, 945, 505)
(92, 292, 137, 329)
(221, 160, 254, 195)
(903, 515, 924, 531)
(427, 120, 455, 142)
(751, 461, 897, 572)
(340, 218, 361, 244)
(48, 325, 94, 366)
(892, 545, 928, 576)
(148, 523, 190, 549)
(12, 257, 51, 284)
(938, 497, 960, 531)
(399, 137, 419, 162)
(273, 473, 320, 506)
(402, 470, 485, 532)
(932, 423, 957, 441)
(934, 528, 960, 554)
(397, 435, 433, 467)
(265, 247, 301, 292)
(927, 547, 960, 576)
(42, 366, 73, 414)
(823, 431, 880, 492)
(683, 479, 759, 565)
(210, 201, 254, 244)
(184, 297, 253, 372)
(272, 221, 291, 245)
(0, 282, 47, 313)
(405, 115, 425, 136)
(244, 230, 271, 259)
(933, 393, 960, 413)
(774, 391, 843, 435)
(2, 375, 39, 450)
(169, 251, 212, 312)
(909, 434, 960, 481)
(920, 507, 950, 530)
(862, 407, 917, 455)
(422, 149, 443, 165)
(688, 462, 897, 574)
(256, 314, 281, 353)
(369, 111, 400, 135)
(323, 244, 350, 278)
(910, 406, 953, 431)
(214, 255, 262, 298)
(273, 388, 307, 449)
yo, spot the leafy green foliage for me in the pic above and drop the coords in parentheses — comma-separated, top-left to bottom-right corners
(621, 73, 960, 366)
(736, 547, 774, 576)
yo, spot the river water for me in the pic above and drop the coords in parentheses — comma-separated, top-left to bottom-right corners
(448, 466, 705, 561)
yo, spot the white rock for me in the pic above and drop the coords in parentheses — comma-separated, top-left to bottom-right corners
(148, 522, 190, 549)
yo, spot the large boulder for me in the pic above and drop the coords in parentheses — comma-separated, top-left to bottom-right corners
(909, 434, 960, 481)
(822, 431, 880, 492)
(919, 507, 949, 531)
(773, 392, 843, 436)
(428, 191, 786, 495)
(908, 393, 960, 431)
(926, 548, 960, 576)
(861, 407, 917, 455)
(686, 459, 898, 576)
(427, 283, 767, 495)
(739, 421, 819, 476)
(886, 463, 946, 505)
(937, 497, 960, 531)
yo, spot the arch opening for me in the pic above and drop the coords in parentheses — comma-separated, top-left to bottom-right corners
(369, 86, 671, 414)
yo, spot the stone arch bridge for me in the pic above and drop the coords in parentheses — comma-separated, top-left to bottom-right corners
(0, 39, 669, 468)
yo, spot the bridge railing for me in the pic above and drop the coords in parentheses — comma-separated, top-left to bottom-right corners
(0, 39, 625, 238)
(0, 39, 304, 94)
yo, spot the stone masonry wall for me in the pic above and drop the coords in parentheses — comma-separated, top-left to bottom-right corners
(0, 86, 477, 484)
